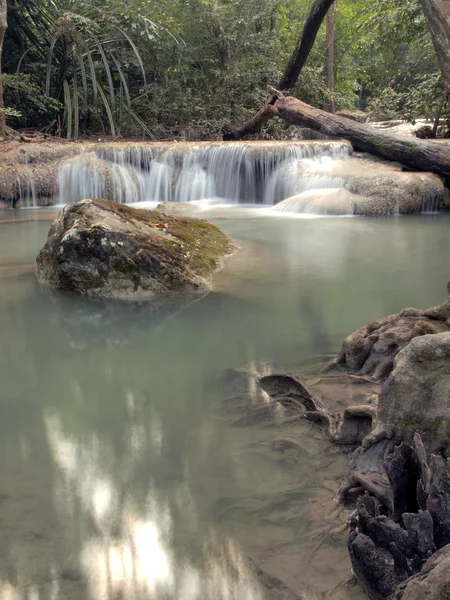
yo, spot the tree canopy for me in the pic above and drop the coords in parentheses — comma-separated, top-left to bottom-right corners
(0, 0, 448, 139)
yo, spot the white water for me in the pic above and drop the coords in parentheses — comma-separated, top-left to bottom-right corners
(17, 155, 38, 208)
(56, 141, 351, 208)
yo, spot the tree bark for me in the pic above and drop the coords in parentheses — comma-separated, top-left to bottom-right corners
(279, 0, 337, 91)
(211, 0, 230, 68)
(419, 0, 450, 96)
(266, 89, 450, 177)
(0, 0, 7, 141)
(221, 0, 336, 140)
(325, 3, 335, 113)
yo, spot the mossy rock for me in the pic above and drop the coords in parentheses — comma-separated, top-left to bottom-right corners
(36, 199, 236, 300)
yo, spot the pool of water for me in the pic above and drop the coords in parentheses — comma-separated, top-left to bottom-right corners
(0, 207, 449, 600)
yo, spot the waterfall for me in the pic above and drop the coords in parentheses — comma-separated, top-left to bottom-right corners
(56, 141, 351, 207)
(17, 155, 38, 208)
(58, 153, 144, 205)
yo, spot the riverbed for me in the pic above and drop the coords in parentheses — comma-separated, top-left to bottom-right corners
(0, 208, 449, 600)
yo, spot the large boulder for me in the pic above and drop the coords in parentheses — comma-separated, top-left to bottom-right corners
(365, 332, 450, 453)
(36, 199, 235, 300)
(328, 295, 450, 381)
(293, 154, 446, 215)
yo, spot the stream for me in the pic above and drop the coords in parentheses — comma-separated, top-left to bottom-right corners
(0, 207, 449, 600)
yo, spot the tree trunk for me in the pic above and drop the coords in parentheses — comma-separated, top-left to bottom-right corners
(211, 0, 230, 68)
(419, 0, 450, 96)
(267, 89, 450, 177)
(325, 3, 335, 113)
(221, 0, 336, 139)
(0, 0, 7, 141)
(270, 3, 279, 32)
(279, 0, 337, 91)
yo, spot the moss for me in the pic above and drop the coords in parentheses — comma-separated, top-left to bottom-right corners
(92, 199, 236, 280)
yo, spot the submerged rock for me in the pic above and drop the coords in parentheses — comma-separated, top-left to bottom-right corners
(156, 202, 201, 214)
(36, 199, 235, 300)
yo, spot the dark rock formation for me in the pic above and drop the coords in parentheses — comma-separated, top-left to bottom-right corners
(255, 336, 450, 599)
(348, 434, 450, 600)
(36, 199, 235, 300)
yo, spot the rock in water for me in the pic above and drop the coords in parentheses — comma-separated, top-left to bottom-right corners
(326, 295, 450, 381)
(36, 199, 235, 299)
(347, 435, 450, 600)
(364, 332, 450, 453)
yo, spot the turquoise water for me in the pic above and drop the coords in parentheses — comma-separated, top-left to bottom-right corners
(0, 208, 449, 600)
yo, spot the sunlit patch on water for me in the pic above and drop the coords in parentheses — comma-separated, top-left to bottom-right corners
(44, 413, 264, 600)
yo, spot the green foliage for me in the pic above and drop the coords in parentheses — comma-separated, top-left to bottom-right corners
(3, 0, 447, 137)
(3, 74, 62, 129)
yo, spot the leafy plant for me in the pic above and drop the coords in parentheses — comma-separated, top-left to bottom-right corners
(3, 73, 61, 128)
(11, 0, 162, 138)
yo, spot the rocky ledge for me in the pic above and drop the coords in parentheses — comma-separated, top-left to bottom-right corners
(36, 199, 235, 299)
(242, 283, 450, 600)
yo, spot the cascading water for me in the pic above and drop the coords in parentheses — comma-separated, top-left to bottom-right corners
(56, 141, 352, 209)
(17, 155, 38, 208)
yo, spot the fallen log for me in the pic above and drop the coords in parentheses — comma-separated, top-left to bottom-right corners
(263, 89, 450, 178)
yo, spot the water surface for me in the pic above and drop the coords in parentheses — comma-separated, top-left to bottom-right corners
(0, 209, 449, 600)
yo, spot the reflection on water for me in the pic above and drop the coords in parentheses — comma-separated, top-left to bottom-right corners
(47, 414, 262, 600)
(0, 208, 450, 600)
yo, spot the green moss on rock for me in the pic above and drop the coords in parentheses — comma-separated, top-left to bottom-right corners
(36, 198, 236, 300)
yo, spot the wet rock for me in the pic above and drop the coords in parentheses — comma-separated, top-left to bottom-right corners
(327, 296, 450, 381)
(293, 154, 446, 215)
(394, 545, 450, 600)
(363, 332, 450, 453)
(36, 199, 235, 300)
(414, 125, 434, 139)
(272, 189, 364, 215)
(343, 159, 445, 215)
(347, 435, 450, 600)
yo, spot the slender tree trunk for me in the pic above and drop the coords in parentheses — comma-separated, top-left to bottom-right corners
(419, 0, 450, 96)
(279, 0, 337, 91)
(270, 3, 279, 32)
(325, 3, 335, 113)
(0, 0, 7, 141)
(211, 0, 230, 68)
(432, 94, 447, 137)
(221, 0, 336, 139)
